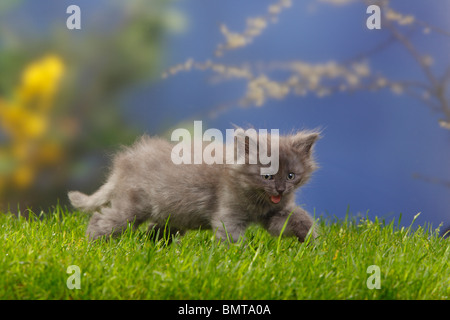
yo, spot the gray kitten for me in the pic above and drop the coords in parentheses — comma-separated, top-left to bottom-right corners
(68, 129, 320, 242)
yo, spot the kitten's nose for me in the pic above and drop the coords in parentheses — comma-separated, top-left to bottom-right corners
(276, 187, 285, 195)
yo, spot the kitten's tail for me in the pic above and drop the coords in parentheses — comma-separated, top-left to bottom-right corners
(68, 173, 117, 213)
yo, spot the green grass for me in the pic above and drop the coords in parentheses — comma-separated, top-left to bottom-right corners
(1, 206, 449, 299)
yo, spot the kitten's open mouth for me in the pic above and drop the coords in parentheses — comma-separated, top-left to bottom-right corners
(270, 195, 282, 204)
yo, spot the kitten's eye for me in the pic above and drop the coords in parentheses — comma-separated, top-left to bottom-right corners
(262, 174, 274, 180)
(287, 173, 295, 180)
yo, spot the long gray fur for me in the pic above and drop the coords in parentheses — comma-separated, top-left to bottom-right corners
(68, 129, 320, 242)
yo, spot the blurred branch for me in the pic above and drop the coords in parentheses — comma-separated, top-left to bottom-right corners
(163, 0, 450, 132)
(413, 173, 450, 190)
(215, 0, 292, 57)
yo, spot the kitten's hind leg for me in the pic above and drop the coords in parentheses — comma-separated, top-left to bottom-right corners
(86, 187, 152, 240)
(147, 222, 185, 243)
(262, 207, 318, 242)
(211, 212, 248, 244)
(86, 209, 136, 240)
(86, 205, 147, 241)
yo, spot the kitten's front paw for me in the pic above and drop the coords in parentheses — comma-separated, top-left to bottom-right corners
(297, 223, 319, 243)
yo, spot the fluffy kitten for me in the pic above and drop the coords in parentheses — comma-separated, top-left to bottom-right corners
(68, 129, 320, 242)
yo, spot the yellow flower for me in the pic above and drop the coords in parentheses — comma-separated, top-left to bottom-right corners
(0, 54, 65, 192)
(18, 55, 64, 110)
(0, 103, 24, 137)
(23, 112, 48, 138)
(0, 105, 48, 139)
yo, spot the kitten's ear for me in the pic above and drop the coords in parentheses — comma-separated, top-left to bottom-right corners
(291, 131, 320, 156)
